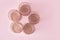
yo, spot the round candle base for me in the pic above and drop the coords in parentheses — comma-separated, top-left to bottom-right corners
(19, 2, 31, 16)
(11, 23, 23, 33)
(28, 13, 40, 24)
(8, 9, 22, 22)
(23, 23, 35, 34)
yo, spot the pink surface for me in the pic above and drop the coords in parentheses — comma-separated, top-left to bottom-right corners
(0, 0, 59, 40)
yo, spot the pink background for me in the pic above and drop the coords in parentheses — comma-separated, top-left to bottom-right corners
(0, 0, 59, 40)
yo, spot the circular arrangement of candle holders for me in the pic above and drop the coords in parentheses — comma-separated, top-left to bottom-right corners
(8, 2, 40, 35)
